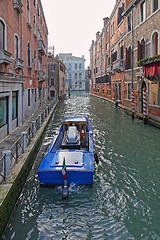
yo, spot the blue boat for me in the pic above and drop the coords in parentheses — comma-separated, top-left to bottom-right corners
(37, 117, 98, 186)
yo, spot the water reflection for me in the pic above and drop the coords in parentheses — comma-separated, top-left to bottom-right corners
(3, 92, 160, 240)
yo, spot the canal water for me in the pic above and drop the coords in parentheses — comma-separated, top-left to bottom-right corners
(3, 92, 160, 240)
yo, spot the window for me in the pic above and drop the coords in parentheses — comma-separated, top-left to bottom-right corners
(137, 39, 146, 61)
(15, 35, 19, 59)
(28, 42, 31, 66)
(68, 63, 71, 69)
(126, 47, 132, 69)
(127, 14, 131, 32)
(50, 64, 55, 70)
(117, 3, 124, 25)
(153, 0, 158, 12)
(0, 20, 5, 50)
(40, 15, 42, 25)
(79, 63, 82, 69)
(152, 32, 158, 56)
(140, 1, 146, 22)
(79, 73, 82, 80)
(28, 89, 30, 106)
(34, 0, 36, 8)
(0, 97, 8, 128)
(34, 15, 36, 35)
(12, 92, 18, 120)
(51, 78, 55, 86)
(127, 83, 131, 99)
(34, 50, 36, 70)
(69, 73, 71, 79)
(111, 22, 114, 36)
(75, 63, 77, 69)
(111, 50, 117, 63)
(38, 6, 40, 17)
(75, 73, 77, 80)
(106, 31, 109, 42)
(35, 88, 37, 102)
(50, 91, 55, 98)
(27, 0, 30, 24)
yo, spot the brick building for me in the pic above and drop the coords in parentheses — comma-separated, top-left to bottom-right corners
(0, 0, 48, 141)
(48, 53, 66, 99)
(90, 0, 160, 122)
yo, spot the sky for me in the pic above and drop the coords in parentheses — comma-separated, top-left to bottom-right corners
(41, 0, 115, 67)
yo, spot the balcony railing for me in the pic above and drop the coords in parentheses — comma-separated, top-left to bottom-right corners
(15, 58, 23, 69)
(38, 70, 45, 82)
(38, 40, 46, 55)
(13, 0, 22, 14)
(0, 49, 12, 65)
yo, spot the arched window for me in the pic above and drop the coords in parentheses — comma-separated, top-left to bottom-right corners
(51, 78, 55, 86)
(0, 20, 5, 50)
(79, 73, 82, 80)
(69, 63, 71, 69)
(75, 63, 77, 70)
(15, 35, 19, 59)
(152, 32, 158, 56)
(27, 0, 30, 23)
(34, 15, 36, 35)
(79, 63, 82, 69)
(50, 64, 55, 70)
(28, 42, 31, 66)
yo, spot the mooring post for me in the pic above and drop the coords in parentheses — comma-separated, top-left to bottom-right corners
(132, 88, 134, 119)
(38, 114, 42, 128)
(32, 121, 36, 137)
(21, 132, 27, 152)
(45, 107, 48, 118)
(143, 88, 147, 124)
(3, 150, 11, 181)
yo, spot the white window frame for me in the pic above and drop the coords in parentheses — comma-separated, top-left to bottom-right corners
(0, 17, 7, 50)
(14, 34, 19, 59)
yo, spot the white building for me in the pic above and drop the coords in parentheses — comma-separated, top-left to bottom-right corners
(59, 53, 86, 91)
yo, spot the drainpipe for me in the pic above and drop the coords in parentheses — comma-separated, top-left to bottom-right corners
(21, 10, 24, 125)
(131, 8, 134, 119)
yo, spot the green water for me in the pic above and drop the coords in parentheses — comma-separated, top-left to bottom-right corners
(3, 93, 160, 239)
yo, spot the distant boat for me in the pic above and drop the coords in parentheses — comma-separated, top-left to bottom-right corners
(37, 116, 98, 187)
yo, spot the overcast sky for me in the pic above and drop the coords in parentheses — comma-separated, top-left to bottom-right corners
(41, 0, 115, 67)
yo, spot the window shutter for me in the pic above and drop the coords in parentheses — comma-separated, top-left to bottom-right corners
(125, 48, 128, 70)
(137, 41, 141, 61)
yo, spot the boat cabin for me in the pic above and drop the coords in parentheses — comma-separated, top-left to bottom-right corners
(61, 120, 89, 150)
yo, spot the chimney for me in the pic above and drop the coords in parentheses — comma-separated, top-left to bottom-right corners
(96, 31, 100, 40)
(103, 17, 109, 27)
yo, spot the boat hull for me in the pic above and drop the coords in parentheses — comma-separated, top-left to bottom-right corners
(38, 170, 94, 185)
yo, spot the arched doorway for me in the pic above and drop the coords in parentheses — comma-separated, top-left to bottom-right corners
(141, 81, 146, 113)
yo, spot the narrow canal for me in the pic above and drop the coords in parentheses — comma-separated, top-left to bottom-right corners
(3, 92, 160, 240)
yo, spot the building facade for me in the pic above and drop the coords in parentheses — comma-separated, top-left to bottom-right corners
(59, 53, 86, 91)
(0, 0, 48, 142)
(48, 54, 66, 99)
(90, 0, 160, 121)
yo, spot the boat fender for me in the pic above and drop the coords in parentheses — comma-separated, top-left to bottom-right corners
(94, 153, 99, 164)
(62, 180, 69, 198)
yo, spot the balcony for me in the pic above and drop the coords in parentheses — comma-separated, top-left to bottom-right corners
(108, 65, 114, 75)
(113, 59, 124, 72)
(38, 40, 46, 55)
(13, 0, 22, 14)
(15, 58, 23, 69)
(38, 70, 46, 82)
(0, 49, 12, 65)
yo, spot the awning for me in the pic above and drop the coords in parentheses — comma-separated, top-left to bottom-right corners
(144, 61, 160, 79)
